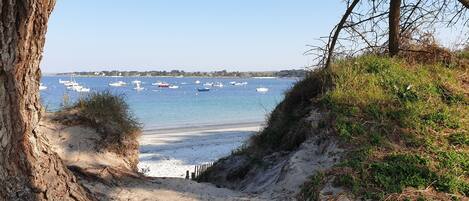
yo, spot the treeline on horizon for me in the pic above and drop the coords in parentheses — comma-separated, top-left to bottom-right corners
(55, 69, 307, 78)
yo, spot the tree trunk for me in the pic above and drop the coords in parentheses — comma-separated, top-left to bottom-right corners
(458, 0, 469, 9)
(389, 0, 401, 56)
(0, 1, 91, 200)
(325, 0, 360, 69)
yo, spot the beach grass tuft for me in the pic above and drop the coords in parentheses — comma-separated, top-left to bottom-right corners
(58, 91, 141, 157)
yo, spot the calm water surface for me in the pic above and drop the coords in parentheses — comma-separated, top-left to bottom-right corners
(40, 76, 297, 130)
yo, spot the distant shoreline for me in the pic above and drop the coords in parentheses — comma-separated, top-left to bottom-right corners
(41, 74, 301, 79)
(42, 69, 307, 78)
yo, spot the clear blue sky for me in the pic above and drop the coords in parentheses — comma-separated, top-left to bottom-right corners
(41, 0, 345, 73)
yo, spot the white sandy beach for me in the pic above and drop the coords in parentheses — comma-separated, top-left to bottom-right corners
(138, 123, 262, 178)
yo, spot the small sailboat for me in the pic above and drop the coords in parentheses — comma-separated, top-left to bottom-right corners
(39, 83, 47, 91)
(203, 82, 214, 86)
(59, 79, 69, 84)
(158, 83, 170, 88)
(151, 81, 163, 86)
(213, 82, 224, 87)
(67, 85, 82, 91)
(134, 82, 144, 91)
(233, 81, 248, 86)
(61, 75, 79, 86)
(197, 87, 210, 92)
(63, 80, 79, 87)
(256, 87, 269, 93)
(109, 80, 126, 87)
(76, 87, 90, 92)
(109, 72, 126, 87)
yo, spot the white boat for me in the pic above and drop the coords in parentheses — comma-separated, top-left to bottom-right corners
(195, 80, 201, 84)
(203, 82, 214, 86)
(169, 85, 179, 89)
(67, 85, 83, 91)
(64, 81, 79, 86)
(231, 81, 248, 86)
(60, 75, 79, 86)
(109, 80, 126, 87)
(134, 82, 144, 91)
(213, 82, 224, 87)
(76, 87, 90, 92)
(151, 81, 163, 86)
(39, 83, 47, 91)
(256, 87, 269, 93)
(109, 72, 126, 87)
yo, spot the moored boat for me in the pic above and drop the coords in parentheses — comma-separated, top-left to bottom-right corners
(134, 82, 144, 91)
(151, 81, 163, 86)
(39, 83, 47, 91)
(158, 83, 170, 88)
(256, 87, 269, 93)
(213, 82, 224, 87)
(197, 87, 210, 92)
(203, 82, 214, 86)
(109, 81, 126, 87)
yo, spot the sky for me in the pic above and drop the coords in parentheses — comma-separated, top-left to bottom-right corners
(41, 0, 345, 73)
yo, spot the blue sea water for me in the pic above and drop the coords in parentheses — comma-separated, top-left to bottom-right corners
(40, 76, 297, 130)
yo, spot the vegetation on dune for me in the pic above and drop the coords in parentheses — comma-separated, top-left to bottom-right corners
(201, 43, 469, 200)
(251, 69, 331, 152)
(297, 52, 469, 200)
(57, 91, 141, 156)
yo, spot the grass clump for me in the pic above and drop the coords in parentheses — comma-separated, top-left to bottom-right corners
(297, 172, 326, 201)
(58, 91, 141, 155)
(448, 132, 469, 146)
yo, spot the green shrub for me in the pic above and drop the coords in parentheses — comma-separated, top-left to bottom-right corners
(335, 118, 365, 140)
(253, 68, 331, 152)
(370, 154, 436, 193)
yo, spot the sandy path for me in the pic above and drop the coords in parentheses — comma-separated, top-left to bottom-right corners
(85, 177, 267, 201)
(41, 117, 270, 200)
(139, 125, 261, 177)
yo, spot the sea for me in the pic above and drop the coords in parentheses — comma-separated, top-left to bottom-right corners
(40, 76, 298, 131)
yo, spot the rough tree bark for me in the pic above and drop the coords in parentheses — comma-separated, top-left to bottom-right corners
(458, 0, 469, 9)
(0, 1, 91, 200)
(389, 0, 402, 56)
